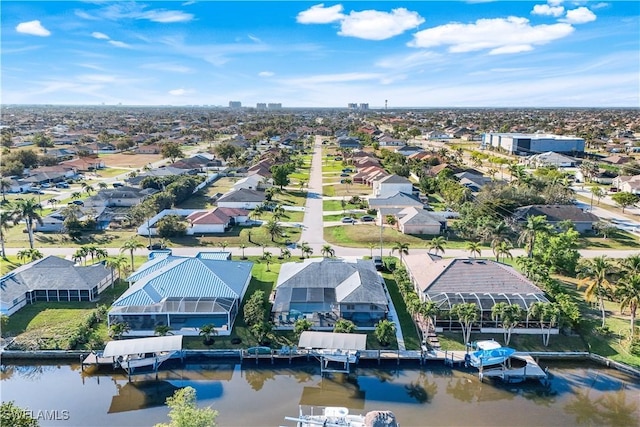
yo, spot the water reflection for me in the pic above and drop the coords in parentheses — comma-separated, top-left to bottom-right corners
(0, 361, 638, 427)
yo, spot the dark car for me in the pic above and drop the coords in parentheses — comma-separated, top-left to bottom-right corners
(373, 256, 383, 271)
(360, 215, 375, 222)
(69, 200, 84, 206)
(147, 243, 166, 250)
(340, 173, 350, 177)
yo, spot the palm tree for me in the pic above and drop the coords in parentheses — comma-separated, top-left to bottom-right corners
(333, 318, 357, 334)
(280, 247, 291, 259)
(517, 215, 551, 258)
(17, 248, 43, 264)
(0, 178, 10, 203)
(483, 221, 510, 248)
(71, 191, 82, 200)
(120, 237, 145, 271)
(239, 243, 247, 260)
(302, 244, 313, 259)
(154, 325, 173, 336)
(577, 256, 615, 328)
(491, 302, 522, 346)
(250, 206, 264, 221)
(368, 242, 377, 259)
(420, 301, 440, 333)
(199, 324, 218, 346)
(428, 236, 446, 256)
(73, 247, 89, 265)
(615, 274, 640, 338)
(109, 322, 130, 340)
(450, 303, 479, 344)
(97, 182, 108, 190)
(374, 319, 396, 347)
(263, 251, 272, 271)
(218, 241, 229, 252)
(618, 254, 640, 276)
(493, 240, 513, 263)
(321, 244, 335, 258)
(265, 219, 283, 242)
(0, 210, 14, 258)
(529, 302, 560, 347)
(391, 241, 409, 263)
(590, 186, 605, 208)
(298, 241, 309, 258)
(13, 198, 43, 249)
(47, 198, 58, 210)
(465, 241, 482, 259)
(105, 255, 128, 289)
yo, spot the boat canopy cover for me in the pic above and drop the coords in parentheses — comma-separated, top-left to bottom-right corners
(298, 331, 367, 351)
(471, 347, 516, 363)
(475, 340, 503, 351)
(103, 335, 183, 358)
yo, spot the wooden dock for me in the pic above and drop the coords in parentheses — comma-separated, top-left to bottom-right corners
(81, 352, 115, 369)
(478, 354, 548, 383)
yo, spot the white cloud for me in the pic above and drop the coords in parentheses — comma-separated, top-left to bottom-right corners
(297, 4, 345, 24)
(339, 8, 425, 40)
(531, 4, 565, 17)
(248, 34, 262, 43)
(591, 3, 609, 10)
(547, 0, 564, 6)
(108, 40, 131, 48)
(409, 17, 574, 55)
(140, 10, 194, 23)
(140, 63, 193, 73)
(169, 88, 187, 96)
(258, 71, 274, 77)
(562, 7, 597, 24)
(91, 32, 110, 40)
(286, 72, 382, 86)
(16, 20, 51, 37)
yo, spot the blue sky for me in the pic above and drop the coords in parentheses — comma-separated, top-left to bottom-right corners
(2, 1, 638, 107)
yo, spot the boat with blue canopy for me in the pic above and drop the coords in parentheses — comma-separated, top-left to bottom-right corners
(468, 340, 516, 368)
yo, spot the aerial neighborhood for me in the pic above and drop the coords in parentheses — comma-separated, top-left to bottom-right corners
(1, 105, 639, 372)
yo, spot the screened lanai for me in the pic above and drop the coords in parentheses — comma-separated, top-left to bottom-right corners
(426, 291, 550, 330)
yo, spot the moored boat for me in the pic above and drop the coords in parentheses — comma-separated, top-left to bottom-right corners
(284, 406, 398, 427)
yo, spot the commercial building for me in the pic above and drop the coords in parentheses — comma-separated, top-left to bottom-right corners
(483, 133, 584, 155)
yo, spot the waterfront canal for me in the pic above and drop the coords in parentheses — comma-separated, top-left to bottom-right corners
(1, 359, 638, 426)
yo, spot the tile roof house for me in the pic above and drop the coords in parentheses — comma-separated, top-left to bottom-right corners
(186, 207, 249, 234)
(1, 256, 115, 316)
(109, 252, 253, 336)
(402, 254, 551, 333)
(395, 207, 445, 235)
(513, 204, 599, 233)
(272, 258, 389, 329)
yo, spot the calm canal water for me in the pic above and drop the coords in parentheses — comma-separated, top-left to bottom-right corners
(1, 359, 638, 427)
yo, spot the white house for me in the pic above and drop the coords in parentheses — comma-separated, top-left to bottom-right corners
(373, 174, 413, 198)
(232, 173, 273, 191)
(396, 207, 445, 235)
(186, 208, 249, 234)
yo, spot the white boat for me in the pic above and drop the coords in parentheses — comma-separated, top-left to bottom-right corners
(468, 340, 516, 368)
(101, 335, 183, 374)
(284, 406, 398, 427)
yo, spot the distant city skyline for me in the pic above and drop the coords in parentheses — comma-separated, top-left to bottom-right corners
(2, 1, 638, 108)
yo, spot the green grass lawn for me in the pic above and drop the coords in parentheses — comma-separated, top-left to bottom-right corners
(273, 189, 307, 208)
(260, 210, 305, 223)
(1, 256, 22, 275)
(382, 270, 421, 350)
(579, 229, 640, 250)
(94, 168, 131, 178)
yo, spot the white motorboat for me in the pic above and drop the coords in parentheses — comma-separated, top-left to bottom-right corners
(100, 335, 183, 374)
(284, 406, 398, 427)
(468, 340, 516, 368)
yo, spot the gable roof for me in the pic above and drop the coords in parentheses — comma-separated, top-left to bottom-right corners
(397, 207, 443, 226)
(368, 192, 424, 208)
(272, 258, 387, 312)
(514, 205, 599, 223)
(377, 174, 412, 185)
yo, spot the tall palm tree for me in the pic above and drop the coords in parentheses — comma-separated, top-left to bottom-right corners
(321, 244, 335, 258)
(615, 274, 640, 338)
(298, 241, 309, 258)
(81, 182, 94, 195)
(517, 215, 551, 258)
(199, 324, 218, 346)
(120, 237, 145, 271)
(47, 198, 58, 210)
(391, 241, 410, 263)
(239, 243, 247, 260)
(302, 244, 313, 259)
(368, 242, 377, 258)
(428, 236, 446, 256)
(263, 251, 272, 271)
(73, 247, 89, 265)
(265, 219, 283, 242)
(465, 241, 482, 259)
(491, 302, 522, 346)
(13, 198, 43, 249)
(483, 220, 510, 248)
(450, 303, 479, 345)
(0, 210, 14, 258)
(618, 254, 640, 276)
(154, 325, 173, 336)
(577, 255, 615, 328)
(105, 255, 128, 288)
(0, 178, 11, 203)
(71, 191, 82, 200)
(97, 182, 108, 190)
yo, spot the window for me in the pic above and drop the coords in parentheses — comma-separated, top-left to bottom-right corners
(346, 304, 355, 310)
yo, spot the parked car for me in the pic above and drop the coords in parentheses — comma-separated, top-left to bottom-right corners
(69, 200, 84, 206)
(373, 256, 384, 271)
(112, 182, 124, 188)
(41, 183, 51, 188)
(360, 215, 375, 222)
(55, 182, 70, 189)
(147, 242, 166, 250)
(341, 217, 356, 223)
(340, 173, 350, 177)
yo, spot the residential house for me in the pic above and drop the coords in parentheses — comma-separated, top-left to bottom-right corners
(136, 144, 161, 154)
(513, 204, 599, 233)
(35, 205, 113, 232)
(60, 157, 105, 171)
(395, 145, 423, 157)
(271, 258, 389, 329)
(402, 254, 552, 334)
(337, 136, 361, 150)
(377, 135, 404, 147)
(395, 207, 445, 235)
(126, 166, 190, 187)
(186, 207, 249, 234)
(108, 252, 253, 336)
(1, 256, 115, 316)
(86, 186, 159, 208)
(372, 174, 413, 198)
(454, 171, 493, 192)
(612, 175, 640, 193)
(526, 151, 577, 168)
(216, 188, 266, 209)
(232, 173, 273, 191)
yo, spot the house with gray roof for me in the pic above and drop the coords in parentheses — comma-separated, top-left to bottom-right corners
(1, 256, 115, 316)
(402, 254, 553, 334)
(513, 204, 599, 233)
(86, 186, 159, 208)
(108, 252, 253, 336)
(271, 258, 389, 330)
(216, 188, 266, 209)
(373, 174, 413, 198)
(395, 207, 445, 235)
